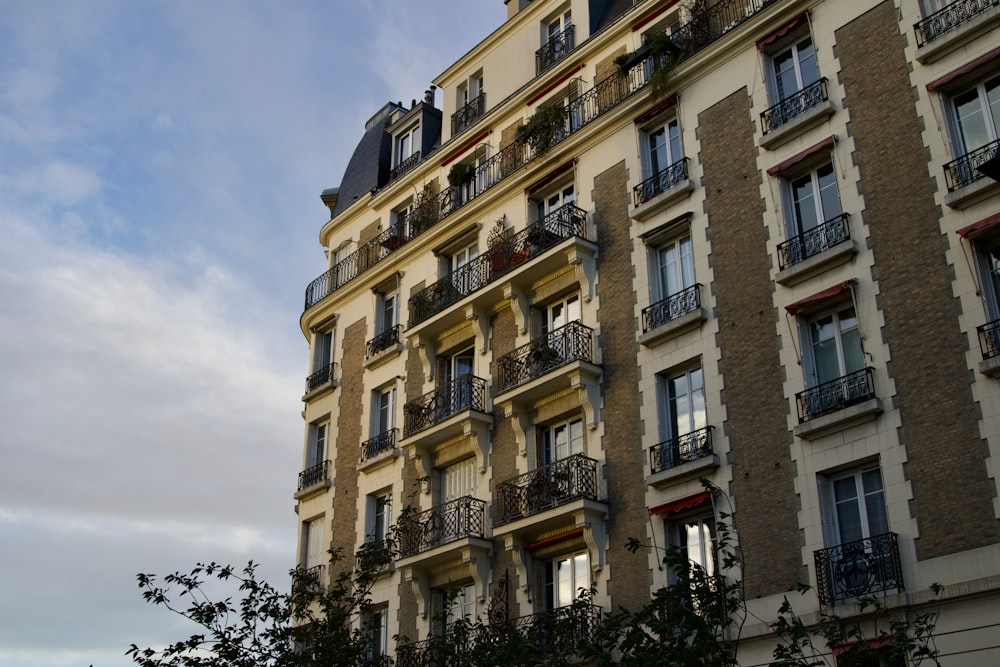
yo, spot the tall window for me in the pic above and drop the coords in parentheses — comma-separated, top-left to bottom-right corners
(536, 184, 576, 222)
(542, 294, 581, 334)
(974, 237, 1000, 321)
(655, 236, 695, 302)
(312, 330, 333, 372)
(658, 367, 706, 442)
(364, 608, 389, 660)
(828, 467, 889, 545)
(443, 347, 475, 414)
(542, 417, 584, 465)
(441, 457, 477, 504)
(306, 422, 328, 468)
(377, 290, 398, 335)
(769, 36, 819, 102)
(807, 306, 864, 387)
(449, 242, 479, 295)
(545, 551, 589, 609)
(372, 387, 396, 436)
(645, 118, 683, 180)
(302, 516, 325, 571)
(394, 123, 420, 167)
(787, 163, 842, 237)
(546, 9, 572, 44)
(672, 514, 716, 578)
(366, 492, 391, 544)
(951, 75, 1000, 156)
(438, 583, 476, 631)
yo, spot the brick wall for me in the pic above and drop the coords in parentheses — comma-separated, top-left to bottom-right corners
(700, 89, 803, 597)
(836, 1, 1000, 558)
(331, 319, 366, 577)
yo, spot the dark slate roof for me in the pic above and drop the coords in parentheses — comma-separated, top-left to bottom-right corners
(328, 107, 395, 220)
(592, 0, 636, 32)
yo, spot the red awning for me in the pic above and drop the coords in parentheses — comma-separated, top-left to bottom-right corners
(757, 14, 808, 50)
(767, 136, 835, 175)
(527, 529, 583, 551)
(785, 279, 855, 316)
(649, 491, 710, 516)
(927, 47, 1000, 92)
(957, 212, 1000, 239)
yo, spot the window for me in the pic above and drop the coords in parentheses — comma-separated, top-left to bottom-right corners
(657, 367, 707, 443)
(537, 9, 574, 73)
(454, 72, 486, 135)
(828, 467, 889, 546)
(654, 236, 695, 303)
(364, 607, 389, 660)
(806, 306, 865, 388)
(779, 161, 847, 267)
(449, 242, 479, 296)
(542, 294, 581, 334)
(438, 583, 476, 631)
(394, 123, 420, 168)
(671, 514, 716, 579)
(366, 491, 392, 545)
(542, 417, 584, 465)
(646, 118, 683, 182)
(377, 290, 398, 335)
(372, 387, 396, 436)
(444, 347, 475, 413)
(306, 422, 328, 469)
(545, 551, 589, 609)
(944, 74, 1000, 190)
(441, 457, 477, 504)
(302, 516, 325, 571)
(307, 330, 335, 391)
(769, 36, 819, 103)
(535, 183, 576, 223)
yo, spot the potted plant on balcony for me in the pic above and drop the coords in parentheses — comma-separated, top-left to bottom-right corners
(447, 162, 474, 188)
(617, 31, 687, 99)
(516, 103, 568, 157)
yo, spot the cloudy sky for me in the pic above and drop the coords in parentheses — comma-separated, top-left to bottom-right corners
(0, 1, 506, 665)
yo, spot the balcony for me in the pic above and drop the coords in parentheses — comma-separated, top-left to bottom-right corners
(359, 429, 399, 472)
(365, 324, 404, 368)
(495, 454, 600, 526)
(639, 284, 706, 347)
(814, 532, 902, 606)
(409, 204, 588, 326)
(452, 91, 486, 136)
(794, 367, 881, 439)
(390, 150, 421, 183)
(304, 362, 338, 398)
(648, 427, 718, 488)
(295, 460, 332, 499)
(915, 0, 1000, 58)
(395, 496, 487, 559)
(944, 139, 1000, 208)
(775, 214, 857, 286)
(292, 564, 327, 594)
(760, 78, 836, 149)
(535, 25, 576, 75)
(976, 319, 1000, 376)
(403, 374, 490, 438)
(632, 158, 693, 220)
(356, 540, 393, 572)
(494, 321, 595, 394)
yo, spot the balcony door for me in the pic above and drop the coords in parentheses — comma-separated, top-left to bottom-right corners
(537, 184, 575, 223)
(439, 458, 477, 544)
(658, 367, 706, 443)
(542, 417, 584, 466)
(951, 75, 1000, 156)
(808, 306, 864, 387)
(769, 36, 819, 102)
(444, 348, 475, 414)
(655, 236, 695, 302)
(450, 243, 479, 296)
(826, 467, 891, 598)
(546, 551, 589, 609)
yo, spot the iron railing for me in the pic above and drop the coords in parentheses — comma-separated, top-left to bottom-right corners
(760, 78, 829, 135)
(495, 454, 599, 526)
(977, 318, 1000, 359)
(650, 426, 714, 474)
(361, 429, 398, 462)
(408, 204, 588, 326)
(642, 283, 701, 332)
(305, 362, 337, 393)
(536, 25, 576, 74)
(356, 540, 393, 570)
(403, 374, 489, 437)
(633, 157, 690, 207)
(366, 324, 402, 359)
(494, 321, 594, 395)
(297, 460, 331, 491)
(303, 0, 776, 313)
(944, 138, 1000, 192)
(508, 604, 602, 654)
(914, 0, 998, 47)
(452, 91, 487, 136)
(395, 496, 487, 558)
(390, 151, 421, 183)
(814, 532, 902, 606)
(777, 213, 851, 270)
(293, 564, 326, 593)
(795, 367, 876, 423)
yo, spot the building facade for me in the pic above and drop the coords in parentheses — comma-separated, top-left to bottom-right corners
(295, 0, 1000, 662)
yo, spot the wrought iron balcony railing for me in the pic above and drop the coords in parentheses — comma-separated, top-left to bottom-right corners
(814, 532, 902, 605)
(361, 429, 397, 462)
(395, 496, 487, 558)
(292, 564, 326, 593)
(977, 318, 1000, 359)
(642, 283, 701, 332)
(633, 157, 690, 207)
(297, 460, 331, 491)
(303, 0, 775, 314)
(760, 78, 829, 135)
(403, 374, 489, 438)
(305, 362, 337, 393)
(356, 540, 393, 570)
(944, 138, 1000, 192)
(777, 213, 851, 270)
(452, 91, 487, 136)
(390, 150, 421, 183)
(650, 426, 714, 474)
(366, 324, 402, 359)
(408, 204, 588, 326)
(494, 321, 594, 395)
(914, 0, 998, 47)
(507, 603, 601, 654)
(495, 454, 599, 526)
(535, 25, 576, 74)
(795, 367, 876, 423)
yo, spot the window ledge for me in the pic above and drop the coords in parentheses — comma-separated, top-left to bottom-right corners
(760, 99, 836, 150)
(293, 479, 333, 501)
(359, 448, 401, 473)
(776, 241, 858, 287)
(915, 4, 1000, 64)
(793, 398, 882, 440)
(364, 342, 405, 370)
(302, 380, 339, 403)
(631, 179, 695, 222)
(977, 353, 1000, 377)
(638, 308, 707, 347)
(647, 454, 720, 489)
(944, 176, 1000, 210)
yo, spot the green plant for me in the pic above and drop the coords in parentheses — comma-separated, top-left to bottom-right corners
(448, 162, 473, 187)
(515, 103, 569, 156)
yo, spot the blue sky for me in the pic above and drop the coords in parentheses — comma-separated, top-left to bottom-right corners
(0, 1, 506, 665)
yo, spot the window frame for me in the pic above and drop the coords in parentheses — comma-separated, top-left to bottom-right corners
(822, 465, 890, 547)
(544, 550, 590, 610)
(371, 386, 396, 436)
(801, 303, 865, 389)
(946, 73, 1000, 157)
(366, 491, 392, 544)
(394, 122, 421, 168)
(766, 33, 820, 103)
(302, 515, 325, 570)
(306, 421, 328, 468)
(656, 365, 707, 443)
(541, 415, 585, 466)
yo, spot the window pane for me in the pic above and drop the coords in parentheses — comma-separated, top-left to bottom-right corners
(796, 38, 819, 87)
(811, 316, 841, 383)
(955, 87, 990, 152)
(792, 173, 820, 232)
(668, 119, 682, 164)
(648, 127, 667, 174)
(816, 164, 841, 221)
(833, 476, 864, 543)
(861, 469, 889, 536)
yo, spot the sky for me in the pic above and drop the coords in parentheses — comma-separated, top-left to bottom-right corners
(0, 1, 507, 665)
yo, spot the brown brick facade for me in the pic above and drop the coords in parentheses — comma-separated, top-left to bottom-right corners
(836, 1, 1000, 558)
(700, 89, 802, 597)
(592, 160, 652, 611)
(332, 319, 366, 576)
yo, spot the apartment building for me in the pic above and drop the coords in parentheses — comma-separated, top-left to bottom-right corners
(295, 0, 1000, 662)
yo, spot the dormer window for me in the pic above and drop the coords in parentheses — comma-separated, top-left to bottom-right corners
(537, 8, 574, 74)
(395, 123, 420, 168)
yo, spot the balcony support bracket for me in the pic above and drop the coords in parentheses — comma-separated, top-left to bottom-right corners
(468, 420, 492, 473)
(566, 246, 596, 303)
(464, 304, 489, 356)
(503, 283, 530, 336)
(577, 509, 608, 574)
(415, 335, 437, 383)
(503, 534, 534, 603)
(571, 368, 602, 430)
(464, 546, 493, 602)
(403, 565, 431, 619)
